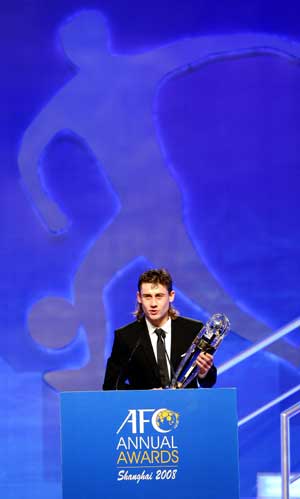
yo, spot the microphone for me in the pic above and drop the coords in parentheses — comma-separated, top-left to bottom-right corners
(115, 335, 142, 390)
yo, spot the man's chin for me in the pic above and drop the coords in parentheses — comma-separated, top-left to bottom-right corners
(146, 313, 160, 324)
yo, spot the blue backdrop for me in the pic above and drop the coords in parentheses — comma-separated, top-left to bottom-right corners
(1, 1, 300, 498)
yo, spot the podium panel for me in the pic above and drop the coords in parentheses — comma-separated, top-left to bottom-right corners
(61, 388, 239, 499)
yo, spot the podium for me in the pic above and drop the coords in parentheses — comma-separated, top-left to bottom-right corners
(60, 388, 240, 499)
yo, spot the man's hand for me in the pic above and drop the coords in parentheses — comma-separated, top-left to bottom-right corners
(195, 352, 214, 378)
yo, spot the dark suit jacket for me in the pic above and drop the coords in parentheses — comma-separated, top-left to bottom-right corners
(102, 316, 217, 390)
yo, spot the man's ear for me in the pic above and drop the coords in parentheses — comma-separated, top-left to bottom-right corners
(169, 290, 175, 303)
(137, 291, 142, 304)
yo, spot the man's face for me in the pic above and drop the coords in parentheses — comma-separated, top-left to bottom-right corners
(137, 282, 175, 327)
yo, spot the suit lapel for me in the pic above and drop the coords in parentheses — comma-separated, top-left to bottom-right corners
(171, 318, 187, 371)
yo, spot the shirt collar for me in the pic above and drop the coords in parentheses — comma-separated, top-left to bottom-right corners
(145, 316, 172, 336)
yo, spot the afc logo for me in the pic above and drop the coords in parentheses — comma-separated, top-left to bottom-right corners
(116, 408, 179, 434)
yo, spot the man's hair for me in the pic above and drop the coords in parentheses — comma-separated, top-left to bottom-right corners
(134, 268, 179, 321)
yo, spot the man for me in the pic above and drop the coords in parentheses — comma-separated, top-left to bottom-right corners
(103, 268, 216, 390)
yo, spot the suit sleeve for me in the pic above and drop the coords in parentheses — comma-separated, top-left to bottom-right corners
(102, 330, 131, 390)
(198, 364, 217, 388)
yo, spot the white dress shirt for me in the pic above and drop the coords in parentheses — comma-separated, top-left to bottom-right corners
(146, 317, 172, 378)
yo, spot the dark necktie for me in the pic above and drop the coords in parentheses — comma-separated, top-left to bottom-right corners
(155, 328, 170, 388)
